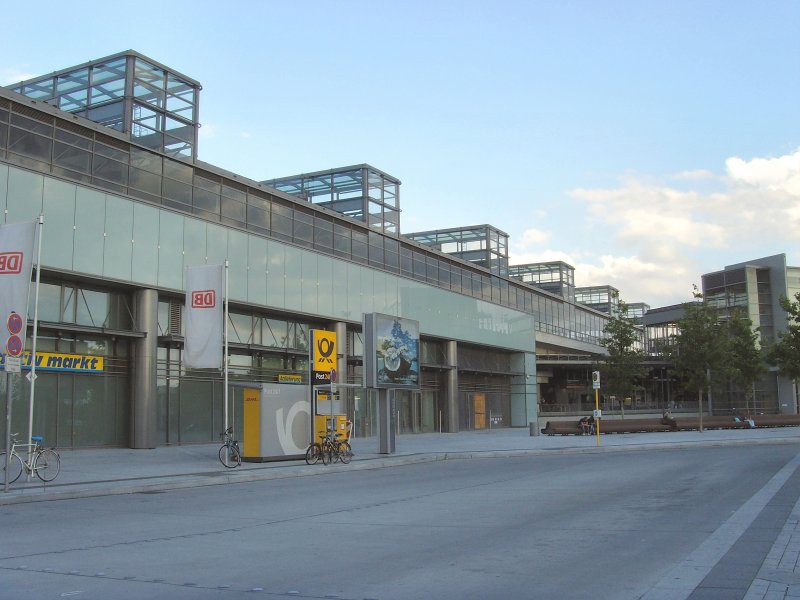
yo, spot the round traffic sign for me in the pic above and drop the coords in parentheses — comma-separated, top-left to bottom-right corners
(6, 334, 23, 357)
(6, 312, 22, 335)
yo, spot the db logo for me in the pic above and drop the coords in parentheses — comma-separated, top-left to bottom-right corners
(191, 290, 216, 308)
(0, 252, 22, 274)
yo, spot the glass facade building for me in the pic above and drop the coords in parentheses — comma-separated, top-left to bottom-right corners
(702, 254, 799, 414)
(0, 51, 617, 449)
(509, 262, 575, 301)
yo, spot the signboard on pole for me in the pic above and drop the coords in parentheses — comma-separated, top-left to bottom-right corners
(0, 221, 37, 371)
(311, 329, 336, 385)
(184, 264, 224, 368)
(592, 371, 601, 390)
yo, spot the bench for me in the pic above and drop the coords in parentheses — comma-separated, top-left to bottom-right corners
(541, 415, 753, 435)
(751, 414, 800, 428)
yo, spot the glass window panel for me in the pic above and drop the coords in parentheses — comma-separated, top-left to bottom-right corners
(63, 287, 76, 322)
(165, 116, 193, 142)
(76, 289, 108, 327)
(222, 183, 247, 202)
(351, 230, 368, 264)
(157, 211, 184, 289)
(314, 216, 333, 249)
(42, 177, 75, 271)
(87, 102, 124, 130)
(59, 91, 89, 112)
(104, 195, 133, 280)
(333, 225, 351, 258)
(10, 113, 53, 135)
(8, 128, 52, 162)
(53, 142, 91, 174)
(34, 283, 61, 322)
(135, 59, 165, 89)
(271, 203, 292, 241)
(91, 58, 126, 84)
(7, 166, 44, 221)
(263, 318, 288, 348)
(246, 204, 269, 231)
(163, 158, 193, 183)
(131, 203, 160, 285)
(130, 146, 163, 174)
(93, 155, 128, 186)
(229, 313, 254, 344)
(293, 211, 313, 246)
(221, 196, 246, 224)
(23, 79, 54, 99)
(163, 178, 192, 206)
(129, 166, 162, 195)
(73, 187, 105, 275)
(194, 187, 220, 213)
(57, 69, 89, 94)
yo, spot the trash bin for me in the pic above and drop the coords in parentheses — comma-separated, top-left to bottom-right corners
(529, 421, 539, 436)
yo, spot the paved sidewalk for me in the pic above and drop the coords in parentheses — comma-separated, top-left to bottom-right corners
(3, 426, 800, 599)
(2, 425, 798, 506)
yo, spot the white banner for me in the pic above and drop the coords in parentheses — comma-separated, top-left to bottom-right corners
(0, 221, 37, 363)
(184, 264, 224, 369)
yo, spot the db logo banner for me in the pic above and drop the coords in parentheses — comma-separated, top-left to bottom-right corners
(191, 290, 216, 308)
(0, 252, 23, 274)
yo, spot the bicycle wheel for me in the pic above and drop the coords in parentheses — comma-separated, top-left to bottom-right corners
(337, 442, 352, 464)
(305, 443, 322, 465)
(321, 444, 333, 465)
(34, 449, 61, 482)
(0, 451, 24, 483)
(219, 443, 241, 468)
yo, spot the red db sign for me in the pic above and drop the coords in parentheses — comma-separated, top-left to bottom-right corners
(0, 252, 23, 274)
(191, 290, 216, 308)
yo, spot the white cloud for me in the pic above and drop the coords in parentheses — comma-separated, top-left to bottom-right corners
(0, 68, 37, 86)
(672, 169, 715, 181)
(540, 149, 800, 307)
(519, 227, 551, 245)
(726, 149, 800, 196)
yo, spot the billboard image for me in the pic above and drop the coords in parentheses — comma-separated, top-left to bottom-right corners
(364, 313, 419, 389)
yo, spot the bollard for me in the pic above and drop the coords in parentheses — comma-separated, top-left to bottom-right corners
(529, 421, 539, 436)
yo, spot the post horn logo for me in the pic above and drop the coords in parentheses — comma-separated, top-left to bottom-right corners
(317, 337, 335, 364)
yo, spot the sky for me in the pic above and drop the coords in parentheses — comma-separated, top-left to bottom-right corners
(2, 1, 798, 308)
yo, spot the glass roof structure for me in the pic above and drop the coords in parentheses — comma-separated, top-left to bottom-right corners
(509, 261, 575, 300)
(405, 224, 509, 276)
(6, 50, 201, 160)
(263, 165, 401, 235)
(575, 285, 620, 314)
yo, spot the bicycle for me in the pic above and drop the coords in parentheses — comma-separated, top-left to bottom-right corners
(1, 433, 61, 483)
(218, 426, 241, 468)
(305, 429, 353, 465)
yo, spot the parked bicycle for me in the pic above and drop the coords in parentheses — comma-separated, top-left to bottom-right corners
(1, 433, 61, 483)
(305, 429, 352, 465)
(218, 426, 241, 468)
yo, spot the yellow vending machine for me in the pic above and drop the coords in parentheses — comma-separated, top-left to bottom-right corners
(240, 382, 310, 462)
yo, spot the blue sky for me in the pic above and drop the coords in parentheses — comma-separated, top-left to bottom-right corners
(3, 1, 798, 307)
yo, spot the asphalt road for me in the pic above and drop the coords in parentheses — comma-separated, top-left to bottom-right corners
(0, 443, 797, 600)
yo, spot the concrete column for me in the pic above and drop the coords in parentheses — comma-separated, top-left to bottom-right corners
(445, 340, 458, 433)
(131, 289, 158, 449)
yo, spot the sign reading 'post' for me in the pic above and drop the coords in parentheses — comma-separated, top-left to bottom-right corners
(311, 330, 336, 385)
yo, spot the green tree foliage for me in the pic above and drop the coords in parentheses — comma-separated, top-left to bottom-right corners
(599, 297, 647, 416)
(723, 308, 766, 412)
(767, 292, 800, 382)
(667, 288, 728, 431)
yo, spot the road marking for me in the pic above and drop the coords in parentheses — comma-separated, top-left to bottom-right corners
(642, 450, 800, 599)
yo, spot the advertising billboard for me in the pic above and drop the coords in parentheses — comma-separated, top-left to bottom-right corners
(363, 313, 420, 389)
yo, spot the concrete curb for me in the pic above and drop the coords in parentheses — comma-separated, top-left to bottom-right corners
(1, 435, 798, 506)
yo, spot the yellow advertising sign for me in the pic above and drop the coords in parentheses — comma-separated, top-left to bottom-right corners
(311, 330, 336, 372)
(0, 351, 105, 373)
(278, 374, 303, 384)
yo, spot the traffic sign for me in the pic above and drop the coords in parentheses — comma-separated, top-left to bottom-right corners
(592, 371, 600, 389)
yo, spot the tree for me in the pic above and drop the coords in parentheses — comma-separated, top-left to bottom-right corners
(723, 308, 766, 416)
(599, 296, 648, 418)
(767, 292, 800, 382)
(667, 288, 729, 432)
